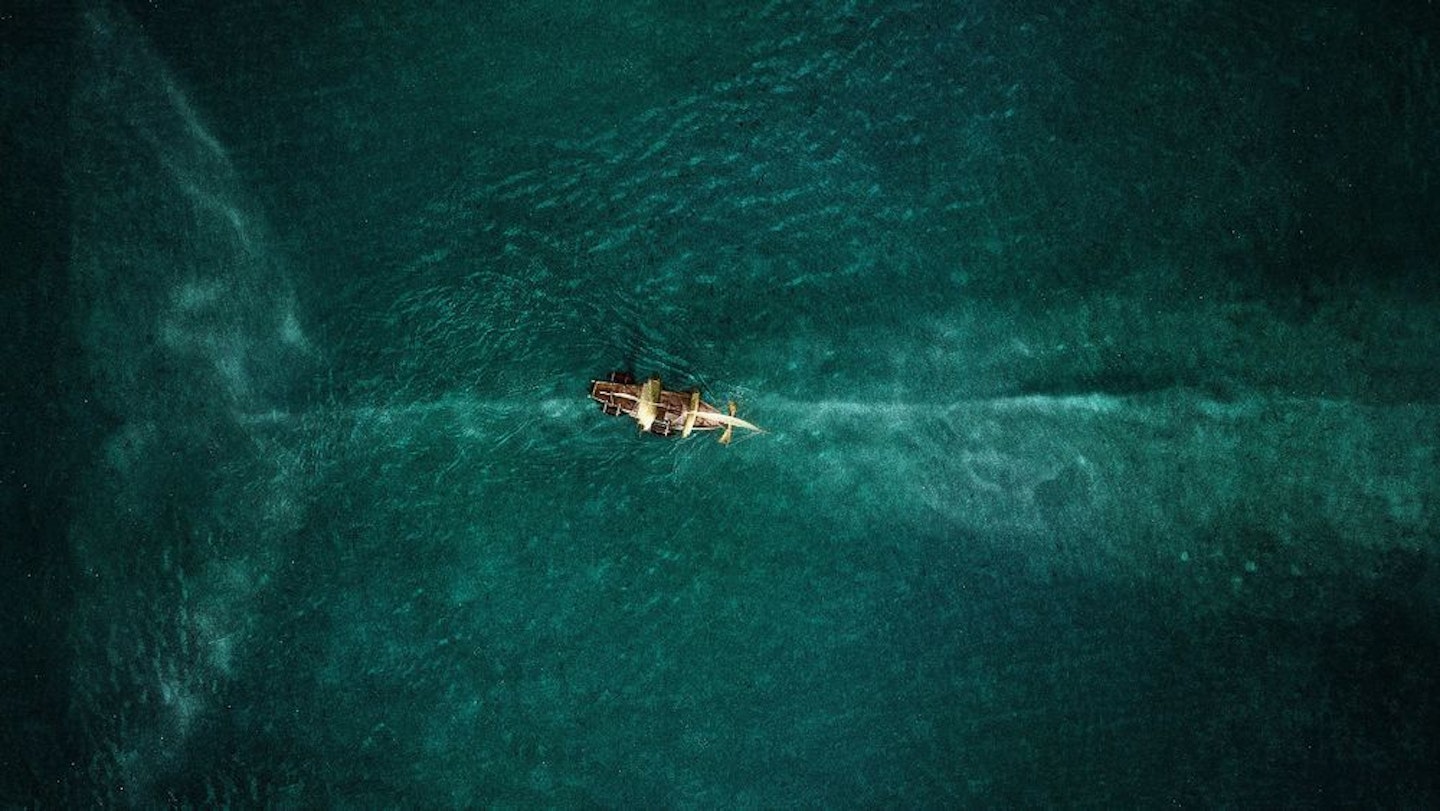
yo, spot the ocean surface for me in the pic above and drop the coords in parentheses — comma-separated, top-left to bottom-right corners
(4, 0, 1439, 805)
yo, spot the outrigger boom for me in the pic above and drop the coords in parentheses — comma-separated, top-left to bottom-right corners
(589, 372, 763, 444)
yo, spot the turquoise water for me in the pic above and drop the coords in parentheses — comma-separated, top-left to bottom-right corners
(4, 1, 1439, 805)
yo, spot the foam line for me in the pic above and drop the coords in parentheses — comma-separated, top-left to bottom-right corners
(233, 389, 1413, 432)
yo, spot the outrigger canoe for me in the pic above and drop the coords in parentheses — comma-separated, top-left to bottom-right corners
(588, 371, 763, 444)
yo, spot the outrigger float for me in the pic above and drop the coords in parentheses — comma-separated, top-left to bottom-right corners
(589, 372, 763, 444)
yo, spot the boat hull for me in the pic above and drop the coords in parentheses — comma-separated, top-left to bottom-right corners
(589, 377, 728, 437)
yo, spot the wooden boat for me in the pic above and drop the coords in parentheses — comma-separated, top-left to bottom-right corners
(588, 371, 762, 443)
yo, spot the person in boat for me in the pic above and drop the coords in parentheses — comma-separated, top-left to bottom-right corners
(588, 372, 762, 443)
